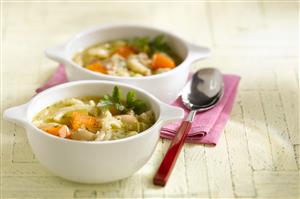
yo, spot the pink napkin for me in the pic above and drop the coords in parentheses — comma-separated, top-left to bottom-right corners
(161, 75, 240, 145)
(36, 64, 68, 93)
(36, 65, 240, 145)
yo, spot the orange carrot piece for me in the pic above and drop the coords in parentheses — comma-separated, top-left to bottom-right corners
(151, 53, 175, 69)
(41, 125, 70, 138)
(109, 106, 119, 115)
(71, 112, 99, 132)
(116, 46, 135, 58)
(86, 63, 108, 74)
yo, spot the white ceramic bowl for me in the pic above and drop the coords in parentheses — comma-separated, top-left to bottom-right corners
(3, 80, 184, 183)
(45, 24, 210, 103)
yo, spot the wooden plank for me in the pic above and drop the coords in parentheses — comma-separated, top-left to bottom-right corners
(147, 2, 212, 50)
(73, 190, 97, 198)
(12, 127, 35, 163)
(260, 91, 297, 170)
(240, 91, 274, 170)
(261, 1, 298, 47)
(239, 69, 277, 90)
(208, 1, 263, 47)
(2, 176, 120, 198)
(2, 163, 52, 177)
(2, 85, 21, 165)
(275, 68, 299, 145)
(294, 145, 300, 170)
(209, 1, 297, 48)
(254, 171, 299, 198)
(205, 135, 234, 198)
(95, 182, 121, 198)
(11, 85, 37, 163)
(118, 171, 143, 198)
(184, 144, 209, 197)
(1, 122, 16, 166)
(141, 140, 165, 198)
(2, 176, 75, 198)
(224, 98, 256, 197)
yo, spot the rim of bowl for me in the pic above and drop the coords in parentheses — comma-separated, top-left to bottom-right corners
(27, 80, 165, 145)
(64, 23, 192, 80)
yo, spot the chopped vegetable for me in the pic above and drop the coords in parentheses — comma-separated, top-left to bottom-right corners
(41, 125, 70, 138)
(116, 46, 135, 58)
(151, 52, 175, 69)
(71, 112, 99, 132)
(86, 63, 107, 74)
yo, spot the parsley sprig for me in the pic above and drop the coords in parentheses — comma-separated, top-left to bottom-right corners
(128, 34, 172, 56)
(97, 86, 148, 115)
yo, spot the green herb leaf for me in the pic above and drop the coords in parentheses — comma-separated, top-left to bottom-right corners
(112, 86, 122, 103)
(97, 86, 148, 115)
(126, 91, 136, 108)
(130, 37, 150, 53)
(132, 99, 148, 114)
(149, 34, 172, 55)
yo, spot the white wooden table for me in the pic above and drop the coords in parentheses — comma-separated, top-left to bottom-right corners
(1, 1, 299, 198)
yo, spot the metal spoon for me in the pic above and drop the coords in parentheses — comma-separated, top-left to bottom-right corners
(153, 68, 224, 186)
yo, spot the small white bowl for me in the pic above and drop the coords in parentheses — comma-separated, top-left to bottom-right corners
(3, 80, 184, 183)
(45, 24, 210, 103)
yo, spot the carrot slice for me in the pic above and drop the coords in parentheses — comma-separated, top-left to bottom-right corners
(71, 112, 100, 132)
(151, 53, 175, 69)
(86, 63, 107, 74)
(41, 125, 70, 138)
(116, 46, 135, 58)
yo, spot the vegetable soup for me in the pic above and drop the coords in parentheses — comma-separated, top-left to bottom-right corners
(33, 87, 155, 141)
(73, 35, 182, 77)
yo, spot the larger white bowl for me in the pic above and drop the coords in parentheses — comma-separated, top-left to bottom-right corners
(3, 81, 184, 183)
(45, 24, 210, 103)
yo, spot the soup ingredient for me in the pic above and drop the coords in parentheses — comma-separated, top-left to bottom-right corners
(73, 35, 181, 77)
(86, 63, 108, 74)
(97, 86, 148, 114)
(33, 87, 155, 141)
(71, 128, 97, 141)
(70, 112, 100, 132)
(41, 125, 70, 138)
(127, 56, 151, 76)
(116, 46, 135, 58)
(151, 52, 175, 69)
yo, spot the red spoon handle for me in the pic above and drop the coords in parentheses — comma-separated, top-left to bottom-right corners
(153, 121, 192, 186)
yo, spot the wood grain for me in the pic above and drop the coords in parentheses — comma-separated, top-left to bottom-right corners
(1, 1, 299, 198)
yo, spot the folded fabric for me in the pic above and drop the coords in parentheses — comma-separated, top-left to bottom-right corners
(36, 65, 240, 145)
(161, 75, 240, 145)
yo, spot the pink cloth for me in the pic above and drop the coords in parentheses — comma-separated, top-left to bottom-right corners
(161, 75, 240, 145)
(36, 65, 240, 145)
(35, 64, 68, 93)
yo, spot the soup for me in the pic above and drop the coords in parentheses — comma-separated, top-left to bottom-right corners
(33, 87, 155, 141)
(73, 35, 181, 77)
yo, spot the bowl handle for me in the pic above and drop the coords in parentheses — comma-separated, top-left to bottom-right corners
(45, 44, 66, 63)
(159, 103, 184, 125)
(187, 43, 211, 64)
(3, 103, 29, 127)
